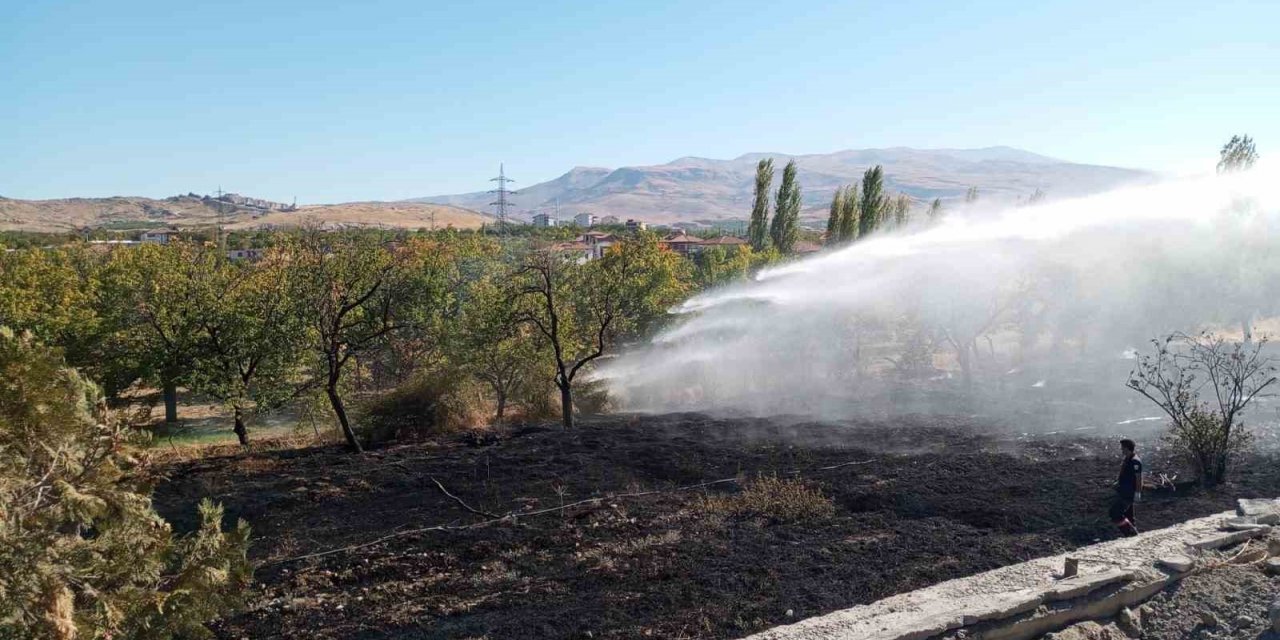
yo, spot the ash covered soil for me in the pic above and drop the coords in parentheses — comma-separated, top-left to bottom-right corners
(154, 413, 1280, 639)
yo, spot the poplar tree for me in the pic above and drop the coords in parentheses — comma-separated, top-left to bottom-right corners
(927, 197, 943, 220)
(837, 184, 860, 242)
(747, 159, 774, 251)
(1218, 135, 1258, 173)
(858, 165, 886, 238)
(770, 160, 801, 254)
(825, 187, 844, 242)
(891, 194, 911, 228)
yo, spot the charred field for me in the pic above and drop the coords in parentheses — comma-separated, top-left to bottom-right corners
(154, 414, 1280, 639)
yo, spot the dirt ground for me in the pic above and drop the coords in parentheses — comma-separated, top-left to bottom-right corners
(153, 413, 1280, 639)
(1140, 557, 1280, 640)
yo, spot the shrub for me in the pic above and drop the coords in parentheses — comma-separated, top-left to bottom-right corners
(699, 475, 836, 523)
(1127, 332, 1277, 486)
(0, 328, 251, 639)
(359, 370, 489, 444)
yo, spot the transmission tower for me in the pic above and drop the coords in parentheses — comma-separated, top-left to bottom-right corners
(489, 163, 516, 233)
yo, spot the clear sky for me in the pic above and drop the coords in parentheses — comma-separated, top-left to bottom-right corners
(3, 0, 1277, 203)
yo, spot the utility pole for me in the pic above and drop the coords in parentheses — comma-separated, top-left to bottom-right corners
(489, 163, 516, 234)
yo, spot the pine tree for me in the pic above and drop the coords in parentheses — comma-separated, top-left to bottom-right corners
(825, 188, 844, 242)
(837, 184, 860, 242)
(927, 197, 943, 220)
(769, 160, 801, 253)
(747, 159, 774, 251)
(858, 165, 886, 237)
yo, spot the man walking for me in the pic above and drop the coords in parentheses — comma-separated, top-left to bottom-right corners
(1110, 438, 1142, 537)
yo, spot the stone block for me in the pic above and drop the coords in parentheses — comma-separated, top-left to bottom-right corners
(958, 589, 1044, 625)
(1117, 606, 1142, 637)
(1187, 527, 1268, 550)
(1156, 554, 1195, 573)
(1266, 558, 1280, 576)
(1237, 498, 1280, 519)
(1042, 569, 1134, 602)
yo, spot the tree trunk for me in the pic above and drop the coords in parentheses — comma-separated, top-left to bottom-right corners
(559, 382, 574, 429)
(495, 390, 507, 424)
(956, 344, 973, 390)
(162, 377, 179, 423)
(327, 384, 363, 453)
(233, 405, 249, 446)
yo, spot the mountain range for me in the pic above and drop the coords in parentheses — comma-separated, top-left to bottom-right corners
(415, 146, 1152, 224)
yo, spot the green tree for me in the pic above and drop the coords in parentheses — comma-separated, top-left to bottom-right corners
(0, 246, 104, 374)
(825, 188, 844, 241)
(837, 184, 860, 242)
(858, 166, 887, 238)
(99, 243, 209, 423)
(517, 234, 690, 427)
(287, 230, 447, 452)
(769, 160, 801, 254)
(187, 250, 306, 445)
(457, 275, 542, 423)
(747, 159, 774, 251)
(890, 194, 911, 228)
(694, 245, 755, 288)
(927, 197, 943, 220)
(1217, 134, 1258, 173)
(0, 328, 251, 639)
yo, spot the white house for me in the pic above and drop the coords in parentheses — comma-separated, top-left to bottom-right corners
(574, 213, 597, 227)
(578, 231, 618, 260)
(532, 213, 558, 227)
(140, 229, 178, 244)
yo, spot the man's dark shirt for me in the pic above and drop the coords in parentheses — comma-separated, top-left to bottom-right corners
(1117, 455, 1142, 498)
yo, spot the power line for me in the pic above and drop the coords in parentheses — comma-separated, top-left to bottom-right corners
(489, 163, 516, 234)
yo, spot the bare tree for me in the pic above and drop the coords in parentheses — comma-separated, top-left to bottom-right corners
(1127, 332, 1277, 486)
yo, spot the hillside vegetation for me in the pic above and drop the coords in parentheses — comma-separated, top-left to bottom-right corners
(0, 195, 489, 232)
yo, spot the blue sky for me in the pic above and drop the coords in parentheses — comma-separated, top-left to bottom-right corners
(3, 0, 1277, 203)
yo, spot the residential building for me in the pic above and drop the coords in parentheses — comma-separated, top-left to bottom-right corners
(660, 232, 705, 256)
(578, 231, 618, 260)
(702, 236, 748, 249)
(600, 215, 621, 225)
(140, 229, 178, 244)
(624, 219, 647, 232)
(793, 241, 823, 255)
(549, 241, 592, 264)
(532, 213, 558, 227)
(574, 212, 597, 227)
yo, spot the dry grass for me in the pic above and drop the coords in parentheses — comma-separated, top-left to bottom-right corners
(697, 475, 835, 523)
(147, 433, 336, 463)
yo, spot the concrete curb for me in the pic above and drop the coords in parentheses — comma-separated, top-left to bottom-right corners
(744, 499, 1280, 640)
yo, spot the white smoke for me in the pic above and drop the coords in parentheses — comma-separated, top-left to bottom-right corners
(601, 163, 1280, 428)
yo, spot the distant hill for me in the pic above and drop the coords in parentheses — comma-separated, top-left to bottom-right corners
(0, 195, 491, 232)
(413, 147, 1153, 224)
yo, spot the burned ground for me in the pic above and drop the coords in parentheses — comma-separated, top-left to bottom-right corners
(154, 414, 1280, 639)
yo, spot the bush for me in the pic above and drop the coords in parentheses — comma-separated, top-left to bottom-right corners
(359, 370, 489, 444)
(1167, 405, 1253, 487)
(699, 475, 836, 523)
(0, 328, 251, 639)
(1127, 332, 1276, 486)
